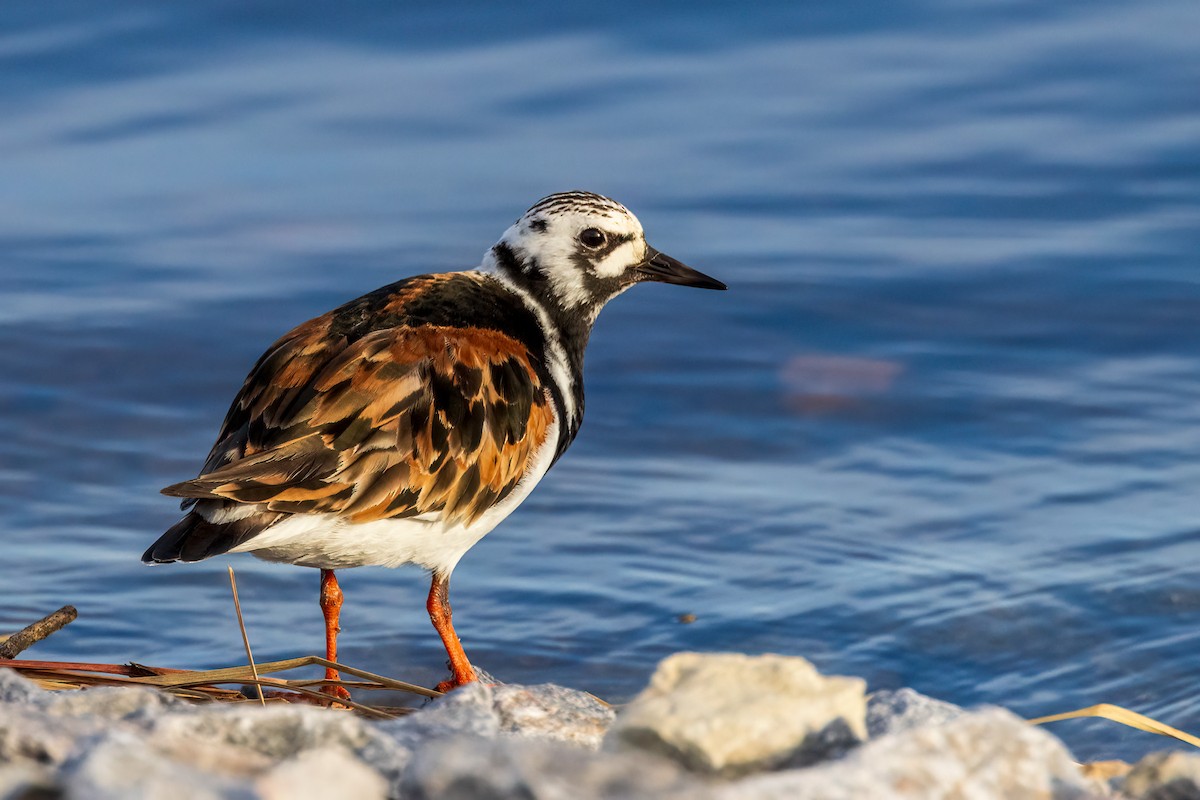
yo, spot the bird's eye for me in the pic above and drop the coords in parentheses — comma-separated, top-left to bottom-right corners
(579, 228, 606, 248)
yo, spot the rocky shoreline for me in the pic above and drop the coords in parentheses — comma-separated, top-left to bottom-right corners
(0, 652, 1194, 799)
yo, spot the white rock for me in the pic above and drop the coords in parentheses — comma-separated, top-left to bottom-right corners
(256, 747, 388, 800)
(607, 652, 866, 775)
(716, 708, 1097, 800)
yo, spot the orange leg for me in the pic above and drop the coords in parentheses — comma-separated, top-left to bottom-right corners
(319, 569, 352, 701)
(426, 572, 476, 692)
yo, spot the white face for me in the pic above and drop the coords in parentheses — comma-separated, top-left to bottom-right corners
(483, 191, 725, 318)
(494, 196, 650, 311)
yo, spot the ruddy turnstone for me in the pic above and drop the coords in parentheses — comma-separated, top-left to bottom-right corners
(143, 191, 725, 695)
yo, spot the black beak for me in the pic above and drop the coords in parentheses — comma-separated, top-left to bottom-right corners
(635, 247, 727, 290)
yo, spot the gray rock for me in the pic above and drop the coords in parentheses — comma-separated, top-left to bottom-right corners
(255, 747, 388, 800)
(2, 681, 408, 799)
(1122, 751, 1200, 800)
(353, 724, 417, 796)
(0, 670, 44, 705)
(151, 701, 414, 794)
(866, 687, 964, 738)
(39, 686, 185, 722)
(0, 762, 61, 800)
(396, 681, 501, 739)
(396, 681, 614, 750)
(149, 702, 376, 761)
(402, 734, 709, 800)
(492, 684, 614, 749)
(0, 705, 105, 766)
(715, 707, 1098, 800)
(607, 652, 867, 776)
(60, 729, 251, 800)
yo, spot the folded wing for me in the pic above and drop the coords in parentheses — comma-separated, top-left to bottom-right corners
(163, 323, 553, 527)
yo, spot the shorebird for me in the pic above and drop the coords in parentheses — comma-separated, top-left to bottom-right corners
(143, 191, 726, 695)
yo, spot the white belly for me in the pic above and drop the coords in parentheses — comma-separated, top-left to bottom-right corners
(229, 418, 560, 574)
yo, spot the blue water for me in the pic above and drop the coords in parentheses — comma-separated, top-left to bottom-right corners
(2, 1, 1198, 761)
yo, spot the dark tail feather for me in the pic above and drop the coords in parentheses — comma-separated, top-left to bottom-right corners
(142, 512, 273, 564)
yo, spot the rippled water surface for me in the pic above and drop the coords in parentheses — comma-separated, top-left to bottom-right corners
(2, 1, 1198, 760)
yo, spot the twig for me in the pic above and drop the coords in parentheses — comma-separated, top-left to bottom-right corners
(227, 567, 265, 706)
(166, 676, 399, 719)
(124, 655, 442, 698)
(0, 659, 187, 676)
(0, 606, 78, 659)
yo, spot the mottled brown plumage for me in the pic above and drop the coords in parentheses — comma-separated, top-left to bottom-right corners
(162, 316, 551, 527)
(144, 191, 725, 694)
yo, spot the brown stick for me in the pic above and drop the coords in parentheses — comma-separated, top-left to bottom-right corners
(0, 660, 189, 676)
(0, 606, 78, 659)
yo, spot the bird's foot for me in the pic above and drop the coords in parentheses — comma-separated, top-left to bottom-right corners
(434, 678, 493, 694)
(434, 671, 479, 694)
(320, 683, 353, 703)
(434, 664, 499, 694)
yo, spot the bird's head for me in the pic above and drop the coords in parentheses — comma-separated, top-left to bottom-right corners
(484, 191, 726, 322)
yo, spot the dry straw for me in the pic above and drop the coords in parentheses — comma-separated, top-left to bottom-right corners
(227, 566, 265, 706)
(1029, 704, 1200, 749)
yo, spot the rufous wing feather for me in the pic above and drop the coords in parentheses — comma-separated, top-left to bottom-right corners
(163, 322, 552, 527)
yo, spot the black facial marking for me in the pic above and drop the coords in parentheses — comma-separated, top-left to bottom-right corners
(595, 231, 635, 260)
(566, 231, 637, 280)
(529, 218, 547, 233)
(492, 242, 521, 275)
(523, 256, 547, 282)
